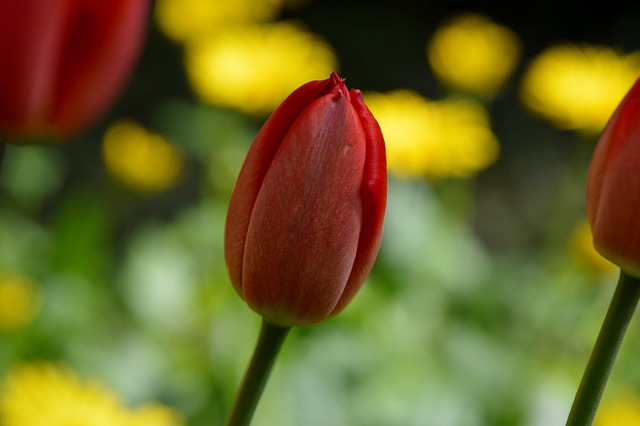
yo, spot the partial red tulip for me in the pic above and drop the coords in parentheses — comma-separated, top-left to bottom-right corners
(0, 0, 149, 139)
(225, 73, 387, 327)
(587, 77, 640, 278)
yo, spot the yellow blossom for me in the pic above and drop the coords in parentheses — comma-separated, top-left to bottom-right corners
(131, 404, 185, 426)
(365, 90, 499, 179)
(102, 120, 183, 193)
(185, 22, 337, 115)
(594, 393, 640, 426)
(570, 220, 616, 275)
(0, 272, 41, 332)
(0, 363, 184, 426)
(521, 44, 640, 134)
(155, 0, 286, 42)
(427, 13, 521, 97)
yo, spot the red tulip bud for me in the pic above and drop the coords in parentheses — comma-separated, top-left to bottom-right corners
(225, 73, 387, 327)
(587, 77, 640, 278)
(0, 0, 149, 139)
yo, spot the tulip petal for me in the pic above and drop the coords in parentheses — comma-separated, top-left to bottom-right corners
(332, 89, 388, 316)
(0, 0, 149, 136)
(241, 89, 366, 326)
(224, 75, 338, 295)
(587, 78, 640, 277)
(53, 0, 149, 134)
(0, 1, 66, 132)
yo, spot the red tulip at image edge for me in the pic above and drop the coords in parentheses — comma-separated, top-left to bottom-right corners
(587, 77, 640, 278)
(225, 73, 388, 327)
(0, 0, 149, 139)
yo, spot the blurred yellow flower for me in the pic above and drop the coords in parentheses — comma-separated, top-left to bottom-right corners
(0, 363, 184, 426)
(365, 90, 499, 179)
(103, 120, 183, 193)
(0, 272, 40, 332)
(570, 220, 616, 275)
(521, 44, 640, 134)
(595, 393, 640, 426)
(131, 404, 185, 426)
(185, 22, 337, 115)
(427, 13, 521, 97)
(155, 0, 286, 42)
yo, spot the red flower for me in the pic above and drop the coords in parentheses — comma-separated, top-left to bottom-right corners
(0, 0, 149, 139)
(587, 77, 640, 277)
(225, 73, 387, 327)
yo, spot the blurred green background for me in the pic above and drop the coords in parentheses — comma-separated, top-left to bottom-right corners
(2, 0, 640, 425)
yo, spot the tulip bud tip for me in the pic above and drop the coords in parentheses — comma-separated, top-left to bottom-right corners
(329, 72, 345, 86)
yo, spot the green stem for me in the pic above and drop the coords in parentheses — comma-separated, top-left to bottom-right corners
(225, 319, 291, 426)
(566, 270, 640, 426)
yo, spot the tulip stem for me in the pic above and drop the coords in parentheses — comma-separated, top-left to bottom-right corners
(225, 319, 291, 426)
(566, 271, 640, 426)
